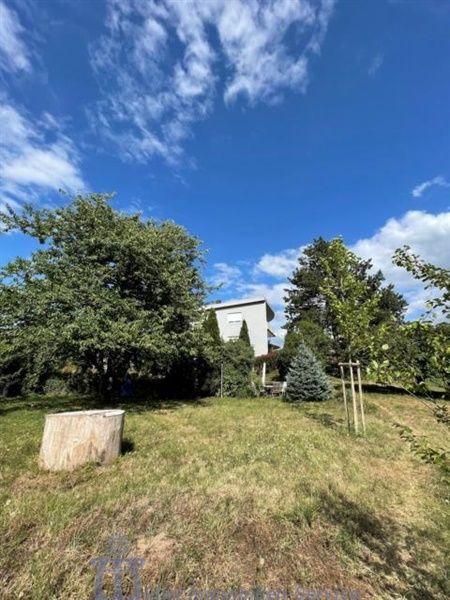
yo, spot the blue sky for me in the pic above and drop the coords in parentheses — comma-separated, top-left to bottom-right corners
(0, 0, 449, 339)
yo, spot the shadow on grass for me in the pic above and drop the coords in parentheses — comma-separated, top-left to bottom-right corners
(121, 437, 135, 454)
(304, 411, 344, 430)
(0, 394, 211, 417)
(361, 382, 447, 400)
(0, 394, 96, 416)
(315, 486, 447, 599)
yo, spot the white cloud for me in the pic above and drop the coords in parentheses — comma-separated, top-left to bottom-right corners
(237, 281, 287, 308)
(209, 262, 242, 289)
(0, 2, 31, 73)
(351, 210, 450, 317)
(368, 52, 383, 76)
(254, 246, 304, 278)
(89, 0, 335, 164)
(0, 100, 86, 206)
(411, 175, 450, 198)
(218, 0, 314, 105)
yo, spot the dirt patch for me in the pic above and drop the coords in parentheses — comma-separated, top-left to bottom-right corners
(136, 531, 178, 575)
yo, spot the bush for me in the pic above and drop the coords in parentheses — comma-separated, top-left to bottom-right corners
(254, 350, 278, 374)
(286, 342, 332, 402)
(44, 377, 70, 395)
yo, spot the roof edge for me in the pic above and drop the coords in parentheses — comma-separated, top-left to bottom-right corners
(206, 296, 275, 322)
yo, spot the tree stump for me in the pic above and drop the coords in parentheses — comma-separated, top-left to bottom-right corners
(39, 409, 125, 471)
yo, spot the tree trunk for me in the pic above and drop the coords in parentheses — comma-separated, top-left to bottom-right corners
(39, 409, 125, 471)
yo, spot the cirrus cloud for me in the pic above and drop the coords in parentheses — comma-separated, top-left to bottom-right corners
(0, 100, 87, 209)
(209, 262, 243, 290)
(0, 1, 31, 73)
(411, 175, 450, 198)
(89, 0, 336, 164)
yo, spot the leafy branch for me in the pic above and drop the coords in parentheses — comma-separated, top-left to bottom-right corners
(394, 423, 449, 485)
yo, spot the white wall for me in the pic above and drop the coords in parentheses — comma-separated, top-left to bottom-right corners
(213, 301, 269, 356)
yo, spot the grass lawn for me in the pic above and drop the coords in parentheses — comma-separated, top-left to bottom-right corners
(0, 391, 449, 599)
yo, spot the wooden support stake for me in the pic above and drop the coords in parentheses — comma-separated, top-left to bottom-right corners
(339, 364, 350, 431)
(356, 362, 366, 435)
(349, 363, 359, 434)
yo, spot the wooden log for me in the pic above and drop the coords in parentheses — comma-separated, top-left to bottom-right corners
(39, 409, 125, 471)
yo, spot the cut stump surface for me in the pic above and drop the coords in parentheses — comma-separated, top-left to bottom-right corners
(39, 409, 125, 471)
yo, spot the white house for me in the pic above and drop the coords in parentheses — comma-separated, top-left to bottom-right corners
(205, 297, 275, 357)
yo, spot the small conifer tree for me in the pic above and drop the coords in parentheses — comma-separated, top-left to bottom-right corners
(195, 309, 222, 396)
(239, 319, 251, 347)
(286, 342, 332, 402)
(203, 309, 221, 345)
(222, 339, 254, 397)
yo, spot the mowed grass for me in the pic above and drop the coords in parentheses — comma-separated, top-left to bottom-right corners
(0, 392, 449, 599)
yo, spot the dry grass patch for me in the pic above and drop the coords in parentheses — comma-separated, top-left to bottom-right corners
(0, 393, 448, 599)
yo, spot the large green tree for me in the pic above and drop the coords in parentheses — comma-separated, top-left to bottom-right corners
(0, 193, 207, 396)
(284, 237, 406, 365)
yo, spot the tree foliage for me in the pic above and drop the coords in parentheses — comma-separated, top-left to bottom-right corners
(254, 350, 278, 374)
(319, 238, 381, 361)
(191, 309, 223, 397)
(239, 319, 251, 346)
(286, 342, 332, 402)
(203, 309, 221, 345)
(393, 246, 450, 317)
(0, 194, 207, 396)
(369, 247, 450, 394)
(285, 237, 406, 366)
(277, 319, 332, 378)
(286, 237, 406, 328)
(222, 340, 254, 398)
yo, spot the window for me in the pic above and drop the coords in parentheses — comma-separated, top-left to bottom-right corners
(227, 312, 242, 324)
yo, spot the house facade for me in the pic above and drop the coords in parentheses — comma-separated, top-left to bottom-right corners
(205, 297, 275, 356)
